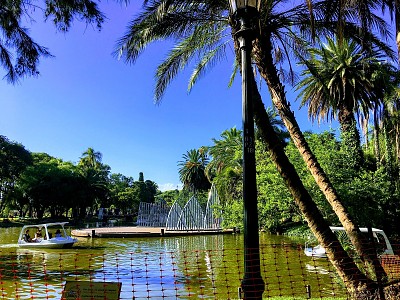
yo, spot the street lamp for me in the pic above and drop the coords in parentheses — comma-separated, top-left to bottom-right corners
(228, 0, 265, 299)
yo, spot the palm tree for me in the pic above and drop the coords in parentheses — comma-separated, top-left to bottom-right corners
(206, 128, 242, 203)
(0, 0, 104, 83)
(178, 148, 211, 192)
(296, 37, 386, 167)
(207, 112, 288, 203)
(332, 0, 400, 172)
(258, 107, 290, 146)
(296, 37, 400, 281)
(385, 93, 400, 163)
(244, 2, 392, 283)
(114, 0, 379, 293)
(79, 148, 103, 170)
(78, 148, 110, 214)
(207, 128, 242, 176)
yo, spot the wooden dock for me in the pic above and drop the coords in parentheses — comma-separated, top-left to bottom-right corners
(71, 227, 235, 238)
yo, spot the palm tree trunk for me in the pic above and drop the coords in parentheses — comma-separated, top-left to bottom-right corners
(338, 106, 364, 169)
(252, 34, 385, 282)
(250, 74, 374, 294)
(383, 106, 395, 192)
(362, 117, 369, 152)
(373, 109, 381, 168)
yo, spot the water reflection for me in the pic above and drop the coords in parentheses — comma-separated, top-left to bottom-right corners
(0, 227, 346, 299)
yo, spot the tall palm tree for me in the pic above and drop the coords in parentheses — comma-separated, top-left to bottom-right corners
(0, 0, 104, 83)
(337, 0, 400, 179)
(114, 0, 379, 293)
(385, 93, 400, 162)
(178, 148, 211, 192)
(296, 37, 385, 167)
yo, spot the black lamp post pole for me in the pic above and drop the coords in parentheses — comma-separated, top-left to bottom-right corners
(236, 16, 265, 300)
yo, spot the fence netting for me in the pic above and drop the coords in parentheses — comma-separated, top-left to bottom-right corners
(1, 242, 399, 299)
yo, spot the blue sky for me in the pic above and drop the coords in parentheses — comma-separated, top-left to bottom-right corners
(0, 2, 334, 191)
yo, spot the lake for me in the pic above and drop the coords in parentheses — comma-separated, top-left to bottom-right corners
(0, 226, 346, 299)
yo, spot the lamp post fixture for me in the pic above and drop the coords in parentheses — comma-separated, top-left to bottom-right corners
(229, 0, 265, 299)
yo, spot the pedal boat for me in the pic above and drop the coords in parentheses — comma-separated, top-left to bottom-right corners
(18, 222, 77, 249)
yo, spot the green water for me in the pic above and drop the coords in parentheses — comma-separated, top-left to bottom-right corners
(0, 227, 346, 299)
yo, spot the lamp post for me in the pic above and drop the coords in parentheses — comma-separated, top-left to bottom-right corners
(229, 0, 264, 299)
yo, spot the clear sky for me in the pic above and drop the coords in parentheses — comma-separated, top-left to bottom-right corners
(0, 2, 334, 191)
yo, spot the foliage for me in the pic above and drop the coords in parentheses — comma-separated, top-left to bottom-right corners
(0, 135, 32, 213)
(207, 128, 243, 206)
(284, 224, 313, 241)
(252, 129, 400, 235)
(16, 153, 81, 218)
(0, 138, 160, 220)
(220, 198, 243, 230)
(256, 141, 298, 233)
(156, 189, 180, 206)
(108, 173, 136, 213)
(0, 0, 104, 83)
(178, 148, 211, 192)
(2, 124, 400, 237)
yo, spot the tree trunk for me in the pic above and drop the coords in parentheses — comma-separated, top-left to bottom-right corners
(251, 34, 384, 285)
(338, 106, 364, 169)
(361, 117, 369, 152)
(373, 109, 381, 168)
(383, 107, 395, 191)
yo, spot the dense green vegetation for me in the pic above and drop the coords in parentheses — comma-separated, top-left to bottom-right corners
(0, 135, 159, 221)
(177, 127, 400, 238)
(4, 123, 399, 239)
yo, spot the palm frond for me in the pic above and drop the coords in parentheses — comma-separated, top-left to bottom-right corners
(0, 44, 17, 83)
(188, 40, 228, 93)
(228, 60, 240, 88)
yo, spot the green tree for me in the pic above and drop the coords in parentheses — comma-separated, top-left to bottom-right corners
(368, 63, 400, 171)
(78, 148, 110, 215)
(296, 37, 387, 167)
(126, 173, 159, 209)
(0, 135, 32, 215)
(144, 180, 158, 202)
(79, 147, 103, 170)
(108, 173, 135, 213)
(207, 128, 242, 178)
(296, 36, 397, 282)
(16, 153, 78, 219)
(250, 4, 393, 286)
(135, 172, 158, 203)
(156, 189, 180, 206)
(178, 148, 211, 192)
(205, 128, 243, 226)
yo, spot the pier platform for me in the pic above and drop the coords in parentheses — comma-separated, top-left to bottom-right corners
(71, 227, 235, 238)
